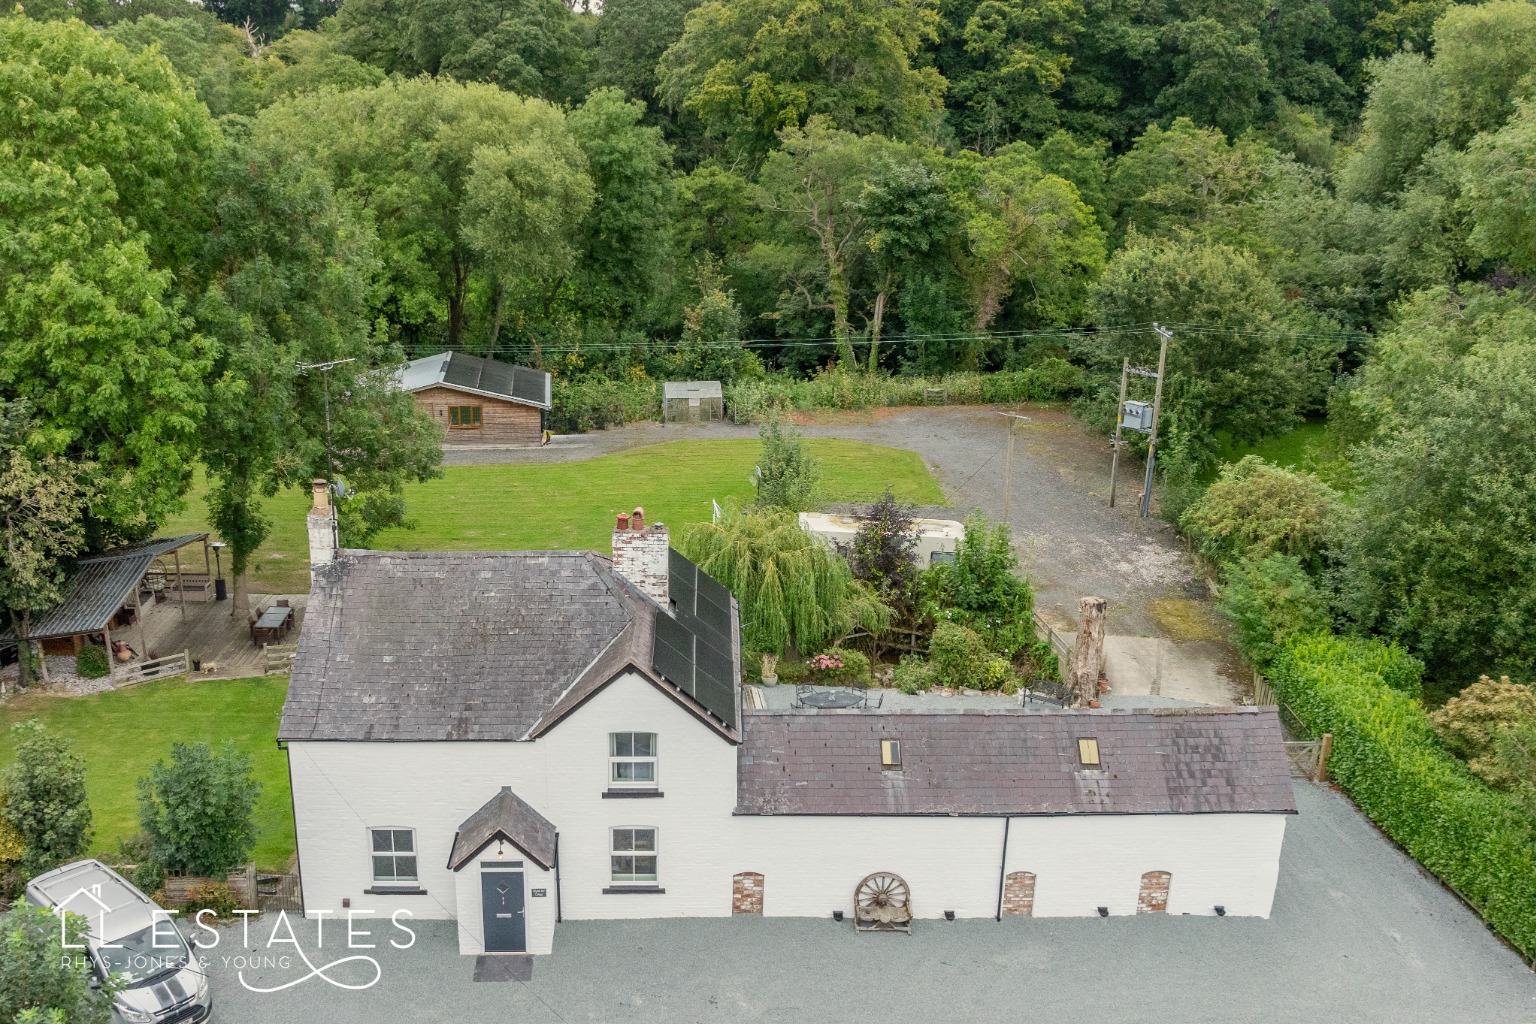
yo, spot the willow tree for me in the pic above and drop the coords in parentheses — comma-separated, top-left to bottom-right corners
(679, 506, 890, 657)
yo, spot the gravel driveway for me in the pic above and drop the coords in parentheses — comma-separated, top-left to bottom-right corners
(451, 406, 1244, 700)
(202, 784, 1536, 1024)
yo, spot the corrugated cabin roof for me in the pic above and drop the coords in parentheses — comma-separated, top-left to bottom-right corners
(3, 534, 207, 640)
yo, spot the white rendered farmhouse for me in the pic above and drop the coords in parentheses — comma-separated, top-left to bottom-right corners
(281, 483, 1295, 955)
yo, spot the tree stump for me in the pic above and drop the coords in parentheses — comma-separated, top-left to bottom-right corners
(1070, 596, 1107, 707)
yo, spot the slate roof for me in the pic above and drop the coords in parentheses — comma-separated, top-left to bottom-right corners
(735, 707, 1295, 817)
(447, 787, 557, 870)
(397, 352, 551, 409)
(1, 534, 207, 641)
(278, 549, 739, 743)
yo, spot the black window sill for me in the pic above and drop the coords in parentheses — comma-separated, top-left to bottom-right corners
(364, 886, 428, 895)
(602, 789, 664, 799)
(602, 886, 666, 894)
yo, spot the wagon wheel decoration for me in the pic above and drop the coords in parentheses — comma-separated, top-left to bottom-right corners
(855, 872, 910, 912)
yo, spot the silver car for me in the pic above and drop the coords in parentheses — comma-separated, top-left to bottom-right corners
(26, 859, 213, 1024)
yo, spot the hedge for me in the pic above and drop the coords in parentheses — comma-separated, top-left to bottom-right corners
(1271, 633, 1536, 961)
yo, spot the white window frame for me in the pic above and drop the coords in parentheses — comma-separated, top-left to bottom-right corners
(609, 826, 658, 885)
(369, 826, 418, 883)
(608, 732, 658, 788)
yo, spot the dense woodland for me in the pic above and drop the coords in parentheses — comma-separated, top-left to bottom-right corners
(2, 0, 1535, 697)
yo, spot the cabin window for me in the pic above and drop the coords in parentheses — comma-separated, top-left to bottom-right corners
(1078, 738, 1101, 766)
(610, 732, 658, 786)
(448, 405, 482, 428)
(370, 828, 417, 882)
(610, 827, 658, 883)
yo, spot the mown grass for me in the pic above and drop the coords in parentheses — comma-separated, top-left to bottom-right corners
(162, 439, 944, 594)
(0, 677, 293, 870)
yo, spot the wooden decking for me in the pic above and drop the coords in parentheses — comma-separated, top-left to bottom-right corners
(133, 592, 304, 680)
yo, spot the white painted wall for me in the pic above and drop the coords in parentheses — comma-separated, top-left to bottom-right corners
(287, 673, 1289, 953)
(287, 670, 740, 935)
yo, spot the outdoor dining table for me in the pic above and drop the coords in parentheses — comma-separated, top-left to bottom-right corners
(796, 687, 867, 709)
(251, 605, 293, 645)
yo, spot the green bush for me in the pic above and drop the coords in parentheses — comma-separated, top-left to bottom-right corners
(550, 374, 657, 433)
(1219, 554, 1332, 670)
(1271, 632, 1536, 961)
(1181, 456, 1340, 570)
(922, 512, 1037, 658)
(928, 622, 1011, 689)
(806, 647, 872, 685)
(74, 644, 109, 680)
(892, 656, 935, 694)
(138, 742, 261, 878)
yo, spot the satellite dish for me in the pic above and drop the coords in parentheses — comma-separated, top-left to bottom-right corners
(330, 477, 356, 501)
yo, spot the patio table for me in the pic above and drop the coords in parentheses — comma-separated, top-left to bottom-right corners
(797, 687, 866, 709)
(251, 605, 292, 645)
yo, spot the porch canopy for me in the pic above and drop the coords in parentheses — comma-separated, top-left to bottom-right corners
(2, 534, 208, 643)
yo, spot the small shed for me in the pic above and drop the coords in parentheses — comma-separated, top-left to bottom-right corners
(397, 352, 552, 446)
(663, 381, 724, 425)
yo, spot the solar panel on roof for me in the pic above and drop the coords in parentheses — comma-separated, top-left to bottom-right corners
(441, 352, 483, 390)
(477, 358, 518, 397)
(650, 558, 738, 728)
(511, 367, 549, 406)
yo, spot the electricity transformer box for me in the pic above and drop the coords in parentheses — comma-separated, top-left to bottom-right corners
(1121, 400, 1154, 431)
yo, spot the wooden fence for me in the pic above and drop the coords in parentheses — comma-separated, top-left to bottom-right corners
(1032, 610, 1073, 669)
(113, 650, 189, 685)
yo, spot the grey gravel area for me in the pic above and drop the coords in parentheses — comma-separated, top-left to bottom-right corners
(204, 785, 1535, 1024)
(445, 408, 1210, 638)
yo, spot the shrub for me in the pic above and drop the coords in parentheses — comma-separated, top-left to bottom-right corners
(892, 656, 935, 694)
(1218, 554, 1332, 670)
(845, 489, 919, 619)
(922, 512, 1037, 658)
(1181, 456, 1340, 570)
(0, 904, 116, 1024)
(74, 644, 109, 679)
(1270, 633, 1536, 961)
(928, 622, 1011, 690)
(176, 881, 242, 919)
(1, 721, 91, 876)
(550, 373, 657, 433)
(137, 742, 260, 879)
(1430, 676, 1536, 789)
(806, 648, 871, 685)
(754, 416, 818, 511)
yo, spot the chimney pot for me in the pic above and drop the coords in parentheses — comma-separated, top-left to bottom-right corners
(611, 505, 668, 605)
(311, 478, 330, 511)
(631, 507, 645, 531)
(617, 512, 630, 530)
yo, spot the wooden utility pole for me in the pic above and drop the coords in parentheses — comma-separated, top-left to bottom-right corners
(1069, 596, 1107, 707)
(1109, 357, 1129, 508)
(1003, 417, 1015, 522)
(1139, 325, 1172, 520)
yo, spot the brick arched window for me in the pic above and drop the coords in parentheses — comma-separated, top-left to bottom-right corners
(1137, 870, 1172, 914)
(732, 871, 764, 915)
(1001, 871, 1037, 916)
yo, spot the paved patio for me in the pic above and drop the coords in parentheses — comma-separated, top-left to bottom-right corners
(204, 784, 1536, 1023)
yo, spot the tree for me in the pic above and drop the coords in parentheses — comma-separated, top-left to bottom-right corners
(137, 742, 261, 878)
(593, 0, 703, 106)
(0, 904, 115, 1024)
(564, 88, 675, 327)
(1218, 553, 1331, 669)
(656, 0, 946, 164)
(754, 416, 819, 511)
(0, 16, 218, 547)
(0, 404, 97, 687)
(1430, 675, 1536, 791)
(946, 144, 1105, 332)
(253, 77, 594, 352)
(671, 262, 756, 383)
(1337, 52, 1441, 204)
(844, 488, 919, 626)
(922, 511, 1037, 657)
(1107, 119, 1269, 244)
(1, 722, 91, 877)
(333, 0, 589, 103)
(1334, 287, 1536, 686)
(1181, 456, 1340, 570)
(1430, 0, 1536, 145)
(1461, 100, 1536, 276)
(678, 504, 889, 656)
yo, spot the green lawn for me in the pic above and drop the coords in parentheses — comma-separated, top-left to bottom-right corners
(163, 439, 945, 593)
(1212, 421, 1355, 491)
(0, 678, 293, 870)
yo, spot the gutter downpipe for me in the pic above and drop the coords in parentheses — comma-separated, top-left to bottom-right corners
(995, 816, 1010, 921)
(554, 832, 563, 924)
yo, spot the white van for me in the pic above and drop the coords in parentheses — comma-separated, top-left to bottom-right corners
(26, 859, 212, 1024)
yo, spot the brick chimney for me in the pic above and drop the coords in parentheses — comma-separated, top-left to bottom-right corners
(308, 478, 338, 579)
(612, 506, 669, 605)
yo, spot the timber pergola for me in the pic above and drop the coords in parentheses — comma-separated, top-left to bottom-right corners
(2, 534, 211, 665)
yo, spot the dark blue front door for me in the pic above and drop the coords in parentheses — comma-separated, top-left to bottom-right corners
(482, 871, 526, 952)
